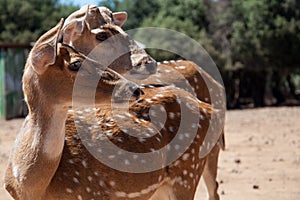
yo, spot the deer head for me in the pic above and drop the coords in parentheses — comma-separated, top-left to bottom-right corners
(61, 5, 157, 77)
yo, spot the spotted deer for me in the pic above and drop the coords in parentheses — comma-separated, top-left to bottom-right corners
(62, 5, 226, 200)
(36, 84, 216, 200)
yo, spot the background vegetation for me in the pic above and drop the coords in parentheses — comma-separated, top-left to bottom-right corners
(1, 0, 299, 108)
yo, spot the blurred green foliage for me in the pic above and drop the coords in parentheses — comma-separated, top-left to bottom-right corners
(101, 0, 300, 72)
(0, 0, 78, 43)
(231, 0, 300, 70)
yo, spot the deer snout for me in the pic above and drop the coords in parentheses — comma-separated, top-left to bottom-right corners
(126, 82, 144, 99)
(131, 86, 144, 98)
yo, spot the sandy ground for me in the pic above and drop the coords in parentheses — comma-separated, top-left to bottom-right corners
(0, 107, 299, 200)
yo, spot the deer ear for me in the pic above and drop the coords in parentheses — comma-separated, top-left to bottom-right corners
(62, 20, 90, 45)
(30, 18, 64, 75)
(113, 12, 127, 27)
(62, 6, 90, 45)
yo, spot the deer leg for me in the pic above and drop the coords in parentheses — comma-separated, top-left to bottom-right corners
(202, 144, 220, 200)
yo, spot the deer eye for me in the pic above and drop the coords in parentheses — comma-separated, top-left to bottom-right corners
(69, 61, 81, 71)
(96, 32, 109, 41)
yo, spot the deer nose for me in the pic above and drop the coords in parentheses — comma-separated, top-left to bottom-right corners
(129, 85, 144, 98)
(112, 81, 143, 102)
(145, 62, 157, 74)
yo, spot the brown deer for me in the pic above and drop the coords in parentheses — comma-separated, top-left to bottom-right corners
(3, 19, 142, 200)
(62, 5, 226, 200)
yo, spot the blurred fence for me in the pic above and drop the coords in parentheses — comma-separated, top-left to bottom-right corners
(0, 44, 31, 119)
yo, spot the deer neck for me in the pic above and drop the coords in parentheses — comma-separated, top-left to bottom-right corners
(26, 92, 68, 160)
(30, 107, 68, 160)
(7, 94, 69, 196)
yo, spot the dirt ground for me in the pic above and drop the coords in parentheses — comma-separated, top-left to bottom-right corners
(0, 107, 299, 200)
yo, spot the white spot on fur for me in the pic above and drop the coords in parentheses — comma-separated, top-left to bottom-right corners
(12, 165, 19, 179)
(86, 187, 91, 193)
(99, 180, 105, 187)
(174, 144, 180, 150)
(68, 159, 74, 164)
(172, 160, 180, 166)
(189, 173, 194, 178)
(73, 177, 79, 183)
(84, 108, 91, 113)
(175, 65, 186, 70)
(76, 110, 83, 114)
(182, 153, 190, 161)
(66, 188, 73, 193)
(115, 191, 127, 197)
(115, 182, 161, 198)
(109, 181, 116, 186)
(128, 192, 142, 198)
(168, 112, 175, 119)
(194, 77, 198, 83)
(82, 160, 88, 168)
(124, 159, 130, 165)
